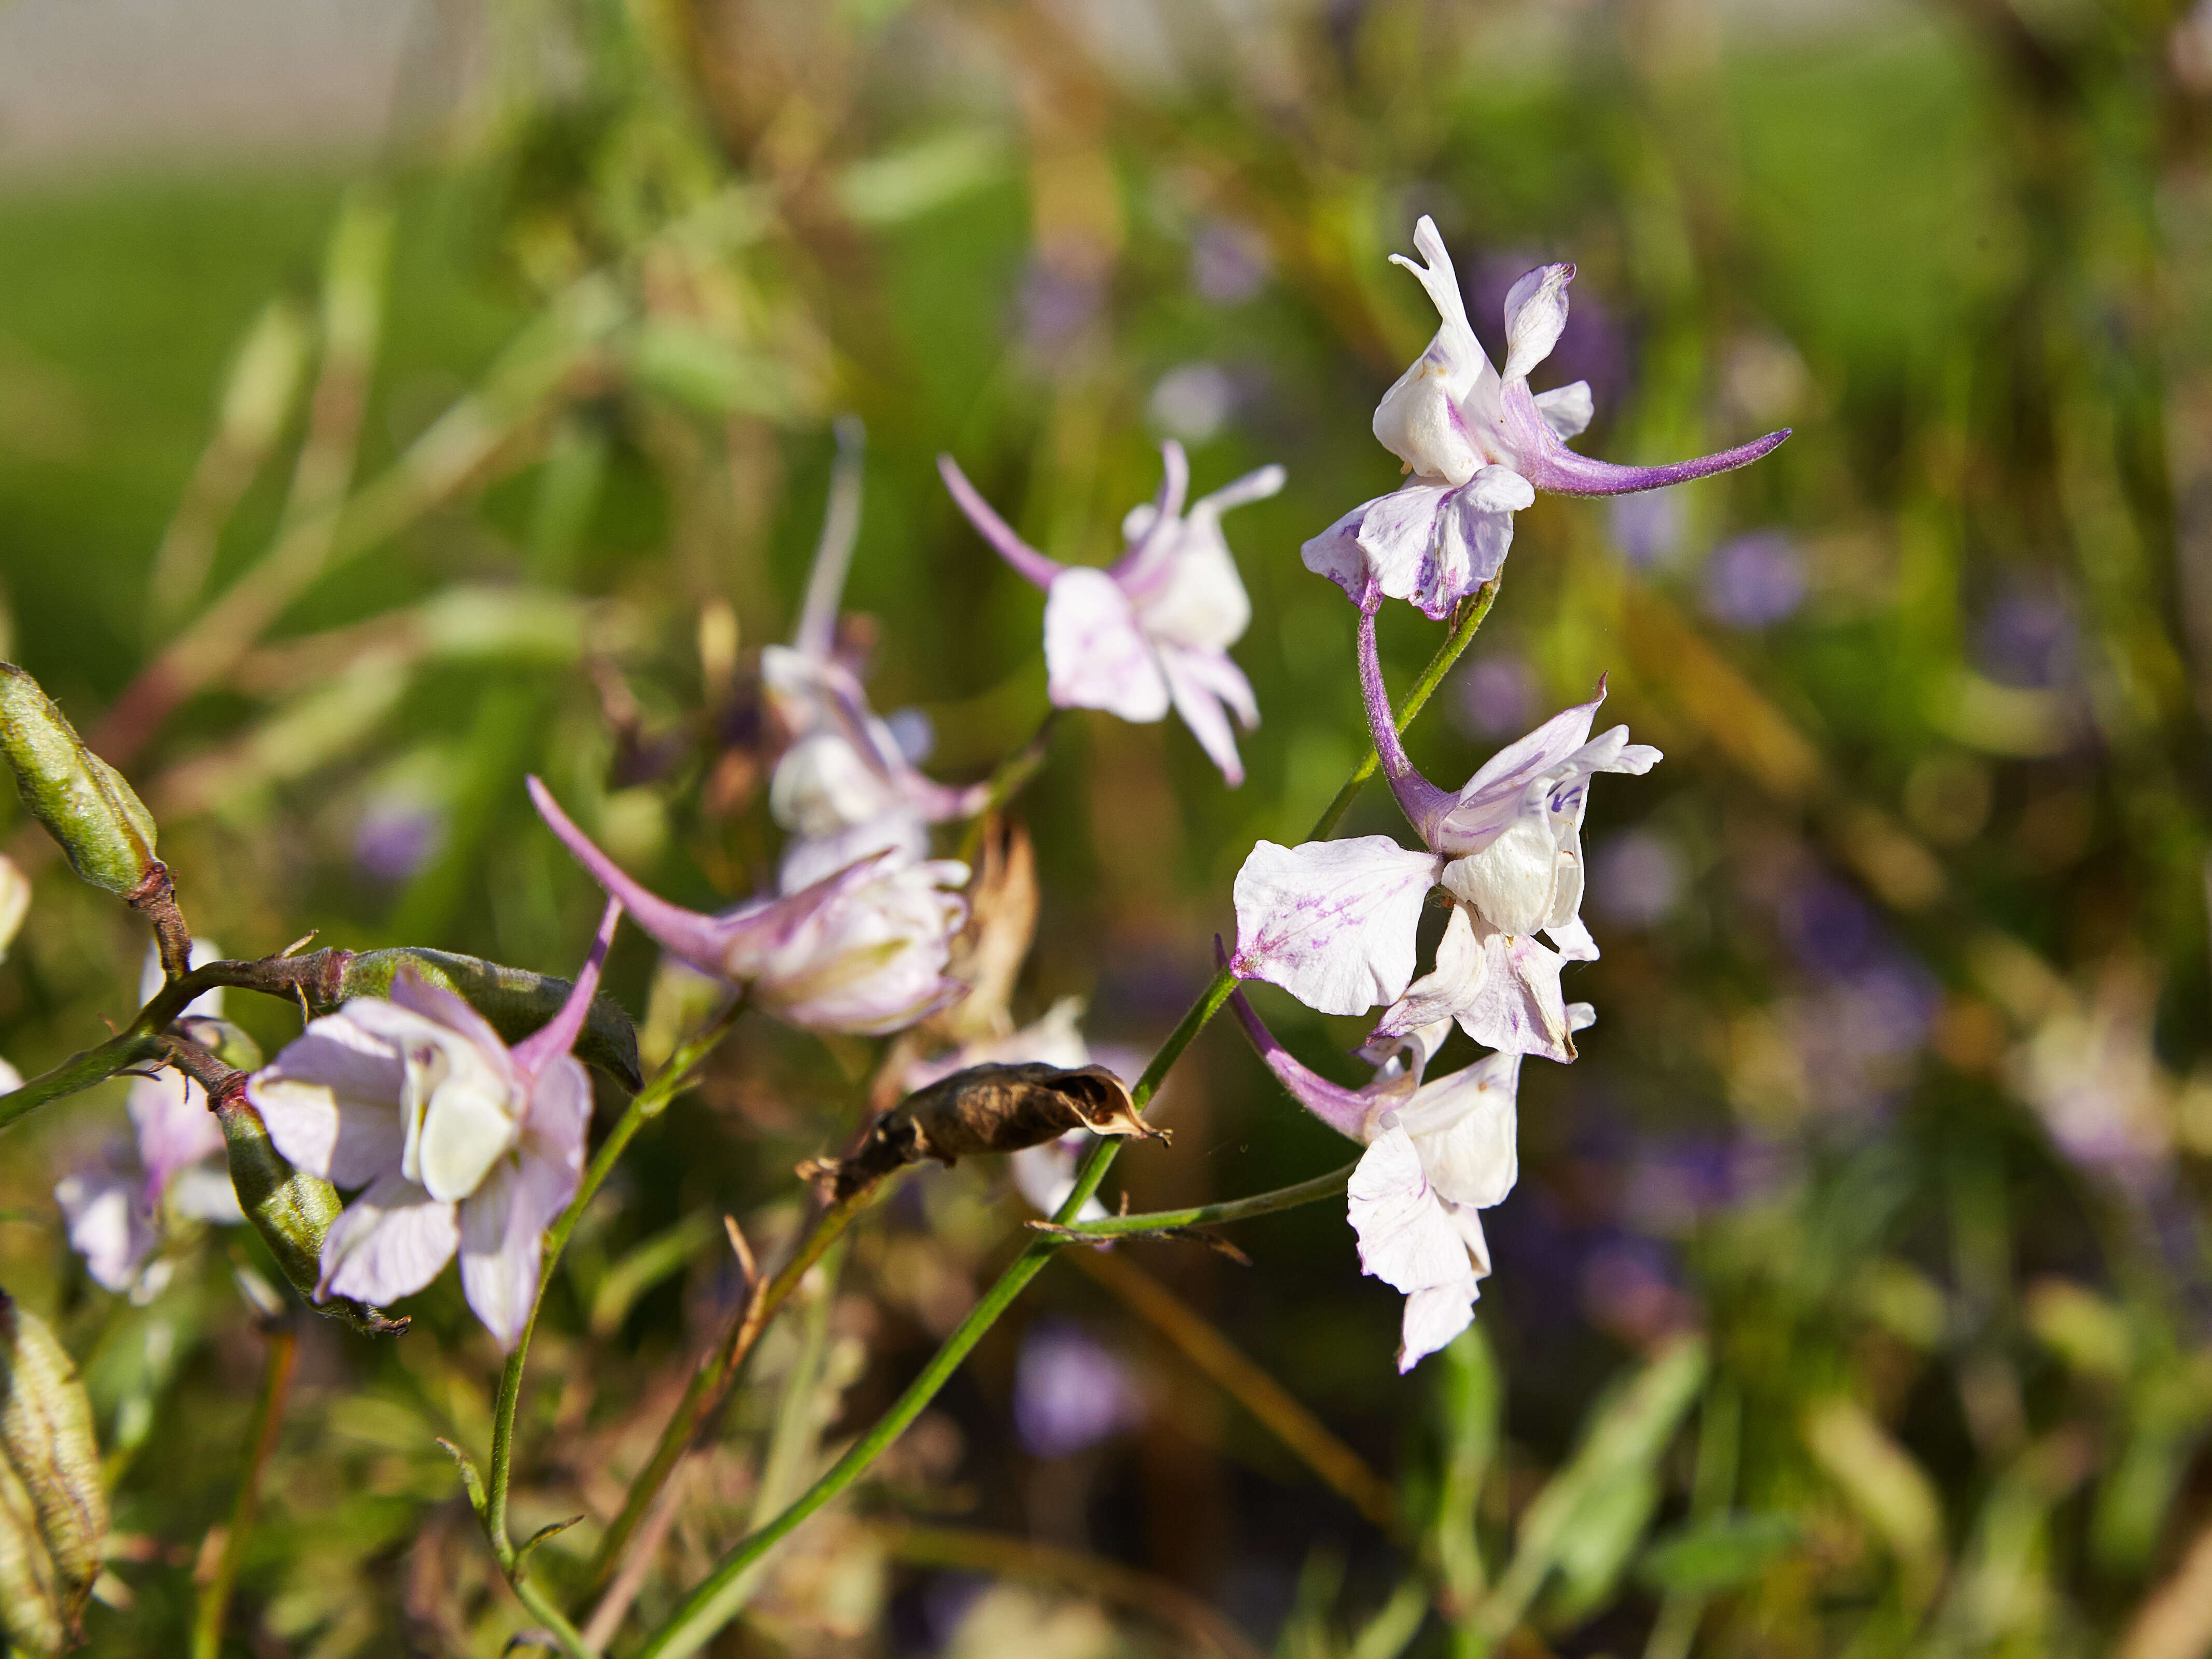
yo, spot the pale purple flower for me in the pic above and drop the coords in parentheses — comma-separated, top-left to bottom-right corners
(1015, 1320, 1142, 1456)
(530, 778, 969, 1036)
(1589, 831, 1684, 930)
(354, 795, 444, 884)
(1191, 218, 1270, 305)
(1227, 984, 1592, 1372)
(764, 424, 988, 891)
(942, 442, 1285, 786)
(1231, 612, 1657, 1060)
(246, 902, 621, 1349)
(1702, 531, 1805, 629)
(1609, 491, 1686, 571)
(1302, 217, 1789, 619)
(54, 942, 242, 1295)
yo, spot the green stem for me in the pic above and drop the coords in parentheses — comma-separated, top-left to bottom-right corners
(576, 1172, 892, 1594)
(189, 1321, 298, 1659)
(512, 1574, 598, 1658)
(954, 710, 1059, 866)
(1031, 1160, 1355, 1239)
(484, 997, 748, 1565)
(633, 583, 1503, 1658)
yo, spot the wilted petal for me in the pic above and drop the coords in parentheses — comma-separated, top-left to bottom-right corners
(53, 1167, 153, 1293)
(1533, 381, 1594, 440)
(317, 1172, 459, 1306)
(1347, 1127, 1471, 1293)
(249, 1009, 410, 1187)
(1044, 568, 1171, 722)
(1399, 1279, 1480, 1374)
(1501, 263, 1575, 383)
(1231, 837, 1440, 1017)
(1156, 644, 1256, 787)
(1374, 216, 1491, 486)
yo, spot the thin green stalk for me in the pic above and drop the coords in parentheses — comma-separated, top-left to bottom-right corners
(954, 710, 1059, 866)
(512, 1575, 597, 1658)
(576, 1170, 895, 1593)
(633, 582, 1502, 1658)
(1031, 1160, 1354, 1239)
(189, 1322, 298, 1659)
(484, 997, 748, 1561)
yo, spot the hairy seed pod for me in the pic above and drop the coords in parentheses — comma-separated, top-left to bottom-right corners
(0, 1290, 105, 1646)
(337, 946, 641, 1089)
(804, 1062, 1161, 1201)
(0, 1453, 66, 1657)
(216, 1097, 407, 1337)
(0, 664, 157, 895)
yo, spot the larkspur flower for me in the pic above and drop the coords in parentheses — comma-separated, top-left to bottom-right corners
(1302, 216, 1789, 619)
(1230, 615, 1657, 1060)
(764, 422, 988, 891)
(54, 942, 242, 1296)
(1227, 979, 1592, 1372)
(941, 441, 1285, 786)
(530, 777, 969, 1036)
(246, 902, 622, 1349)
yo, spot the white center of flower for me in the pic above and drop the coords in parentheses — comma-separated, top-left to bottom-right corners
(397, 1029, 521, 1202)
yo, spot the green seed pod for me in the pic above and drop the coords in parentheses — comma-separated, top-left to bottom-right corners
(0, 664, 157, 895)
(0, 1291, 106, 1644)
(215, 1097, 406, 1337)
(0, 1453, 67, 1657)
(338, 946, 641, 1089)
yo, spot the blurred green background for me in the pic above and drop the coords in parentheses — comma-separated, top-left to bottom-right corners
(3, 0, 2211, 1653)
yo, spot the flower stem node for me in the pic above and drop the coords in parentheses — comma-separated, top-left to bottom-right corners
(0, 1289, 108, 1655)
(0, 663, 159, 895)
(800, 1061, 1159, 1203)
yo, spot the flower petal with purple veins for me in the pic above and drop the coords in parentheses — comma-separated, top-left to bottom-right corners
(1231, 837, 1440, 1017)
(1347, 1127, 1473, 1293)
(1453, 926, 1577, 1063)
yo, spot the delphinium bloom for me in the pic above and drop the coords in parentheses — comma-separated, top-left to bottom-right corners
(1302, 216, 1790, 619)
(246, 902, 621, 1348)
(530, 778, 969, 1036)
(1227, 983, 1591, 1371)
(764, 432, 989, 890)
(940, 441, 1285, 786)
(54, 943, 243, 1296)
(1231, 615, 1657, 1061)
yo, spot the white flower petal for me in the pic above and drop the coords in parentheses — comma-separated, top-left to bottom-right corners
(458, 1143, 576, 1351)
(1375, 217, 1491, 485)
(1347, 1127, 1471, 1293)
(1533, 380, 1594, 440)
(1400, 1053, 1521, 1210)
(1501, 262, 1575, 383)
(1455, 927, 1577, 1063)
(1231, 837, 1440, 1017)
(1137, 521, 1251, 653)
(1548, 914, 1601, 963)
(1373, 904, 1489, 1040)
(1156, 643, 1256, 786)
(415, 1062, 522, 1204)
(54, 1168, 153, 1293)
(770, 732, 905, 839)
(248, 1011, 410, 1187)
(1044, 567, 1171, 722)
(317, 1172, 459, 1306)
(777, 811, 932, 894)
(1399, 1278, 1480, 1374)
(1439, 791, 1565, 937)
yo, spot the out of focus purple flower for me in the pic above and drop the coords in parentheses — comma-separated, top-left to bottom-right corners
(1778, 878, 1877, 979)
(1703, 532, 1805, 629)
(1148, 362, 1236, 443)
(1975, 585, 2078, 689)
(1020, 260, 1104, 356)
(1580, 1237, 1691, 1344)
(1589, 830, 1683, 929)
(1624, 1135, 1791, 1236)
(1828, 958, 1941, 1063)
(1609, 490, 1686, 571)
(1455, 653, 1536, 738)
(1191, 218, 1270, 303)
(355, 796, 444, 884)
(1014, 1320, 1140, 1457)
